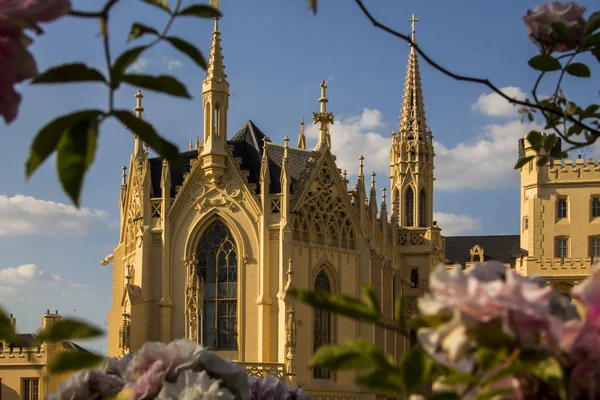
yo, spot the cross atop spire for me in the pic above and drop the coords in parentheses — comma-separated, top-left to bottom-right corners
(312, 80, 334, 151)
(409, 13, 419, 43)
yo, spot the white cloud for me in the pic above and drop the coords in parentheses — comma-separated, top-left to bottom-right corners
(164, 57, 183, 70)
(0, 195, 111, 237)
(0, 264, 60, 284)
(129, 58, 150, 72)
(471, 86, 528, 117)
(0, 286, 26, 301)
(306, 108, 391, 177)
(434, 120, 543, 190)
(70, 283, 89, 289)
(433, 212, 482, 236)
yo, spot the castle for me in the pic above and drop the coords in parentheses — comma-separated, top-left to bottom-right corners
(105, 13, 443, 399)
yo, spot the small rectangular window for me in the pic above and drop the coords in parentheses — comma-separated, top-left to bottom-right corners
(557, 198, 567, 219)
(593, 197, 600, 218)
(590, 237, 600, 260)
(555, 237, 569, 261)
(523, 217, 529, 231)
(22, 379, 39, 400)
(410, 268, 419, 288)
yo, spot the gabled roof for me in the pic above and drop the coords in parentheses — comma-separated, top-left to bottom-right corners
(444, 235, 527, 268)
(148, 120, 314, 197)
(4, 333, 90, 353)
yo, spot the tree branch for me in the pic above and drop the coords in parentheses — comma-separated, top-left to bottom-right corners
(353, 0, 599, 138)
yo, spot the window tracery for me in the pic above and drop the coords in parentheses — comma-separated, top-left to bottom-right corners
(419, 188, 426, 227)
(292, 166, 355, 249)
(313, 268, 332, 379)
(405, 187, 414, 227)
(196, 220, 238, 350)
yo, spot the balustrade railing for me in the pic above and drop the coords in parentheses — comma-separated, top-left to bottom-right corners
(238, 362, 285, 379)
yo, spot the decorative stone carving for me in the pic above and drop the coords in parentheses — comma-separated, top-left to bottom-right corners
(409, 232, 425, 245)
(470, 244, 484, 262)
(285, 306, 297, 376)
(404, 297, 418, 317)
(152, 234, 162, 245)
(269, 231, 280, 241)
(184, 256, 200, 344)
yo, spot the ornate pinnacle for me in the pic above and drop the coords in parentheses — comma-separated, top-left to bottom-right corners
(134, 89, 144, 118)
(313, 80, 334, 151)
(262, 136, 268, 159)
(358, 155, 365, 178)
(370, 171, 376, 189)
(121, 165, 127, 186)
(196, 135, 200, 150)
(189, 138, 193, 151)
(298, 118, 306, 149)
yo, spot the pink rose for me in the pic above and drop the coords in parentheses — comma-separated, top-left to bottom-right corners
(0, 0, 71, 32)
(523, 1, 587, 53)
(0, 30, 36, 123)
(572, 264, 600, 323)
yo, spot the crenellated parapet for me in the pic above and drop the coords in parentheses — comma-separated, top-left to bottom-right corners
(516, 255, 598, 278)
(543, 157, 600, 182)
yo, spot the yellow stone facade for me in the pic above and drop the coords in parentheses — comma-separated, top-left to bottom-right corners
(0, 311, 87, 400)
(516, 134, 600, 294)
(106, 15, 444, 399)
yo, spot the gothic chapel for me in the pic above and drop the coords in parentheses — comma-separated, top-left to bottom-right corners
(107, 13, 445, 398)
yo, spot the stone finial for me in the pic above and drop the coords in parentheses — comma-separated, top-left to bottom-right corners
(370, 171, 376, 189)
(358, 155, 365, 179)
(312, 81, 334, 151)
(409, 13, 419, 43)
(262, 136, 268, 159)
(297, 118, 306, 149)
(134, 89, 144, 118)
(196, 135, 201, 150)
(189, 138, 193, 151)
(382, 186, 387, 201)
(121, 165, 127, 187)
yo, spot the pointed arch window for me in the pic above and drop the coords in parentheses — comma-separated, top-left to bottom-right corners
(313, 268, 332, 379)
(419, 188, 426, 227)
(405, 187, 414, 227)
(213, 104, 220, 137)
(196, 220, 238, 350)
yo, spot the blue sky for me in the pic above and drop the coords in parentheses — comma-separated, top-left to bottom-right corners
(0, 0, 598, 353)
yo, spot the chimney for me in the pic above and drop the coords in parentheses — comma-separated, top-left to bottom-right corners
(9, 313, 16, 332)
(41, 310, 62, 332)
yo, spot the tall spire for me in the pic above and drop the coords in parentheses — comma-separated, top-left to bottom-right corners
(200, 0, 229, 184)
(205, 4, 227, 85)
(297, 118, 306, 149)
(312, 80, 334, 152)
(397, 14, 429, 143)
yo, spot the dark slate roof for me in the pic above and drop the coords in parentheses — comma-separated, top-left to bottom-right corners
(444, 235, 527, 268)
(149, 120, 314, 197)
(5, 334, 90, 353)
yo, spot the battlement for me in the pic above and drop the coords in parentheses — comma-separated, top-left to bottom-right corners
(538, 157, 600, 183)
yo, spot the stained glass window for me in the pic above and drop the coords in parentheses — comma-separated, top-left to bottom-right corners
(406, 187, 414, 227)
(313, 268, 332, 379)
(197, 220, 238, 350)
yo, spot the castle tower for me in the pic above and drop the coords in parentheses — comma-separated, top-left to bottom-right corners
(390, 14, 435, 228)
(200, 10, 230, 183)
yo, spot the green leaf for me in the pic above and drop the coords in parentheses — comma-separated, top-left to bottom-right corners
(310, 340, 386, 370)
(402, 346, 431, 393)
(529, 356, 567, 399)
(32, 63, 106, 84)
(49, 351, 104, 373)
(439, 372, 479, 386)
(356, 370, 404, 393)
(113, 110, 184, 172)
(37, 317, 104, 342)
(394, 293, 405, 325)
(477, 347, 506, 373)
(515, 156, 534, 169)
(25, 110, 104, 179)
(56, 118, 99, 206)
(361, 285, 380, 313)
(527, 131, 543, 149)
(528, 55, 562, 72)
(121, 74, 191, 98)
(0, 307, 19, 344)
(128, 23, 160, 42)
(584, 11, 600, 37)
(408, 311, 452, 330)
(178, 4, 221, 18)
(551, 22, 574, 48)
(592, 46, 600, 63)
(289, 287, 379, 322)
(427, 392, 460, 400)
(141, 0, 171, 13)
(536, 155, 549, 166)
(582, 32, 600, 48)
(476, 388, 516, 400)
(165, 36, 207, 70)
(111, 46, 148, 85)
(308, 0, 317, 14)
(582, 104, 600, 119)
(565, 62, 591, 78)
(543, 134, 558, 153)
